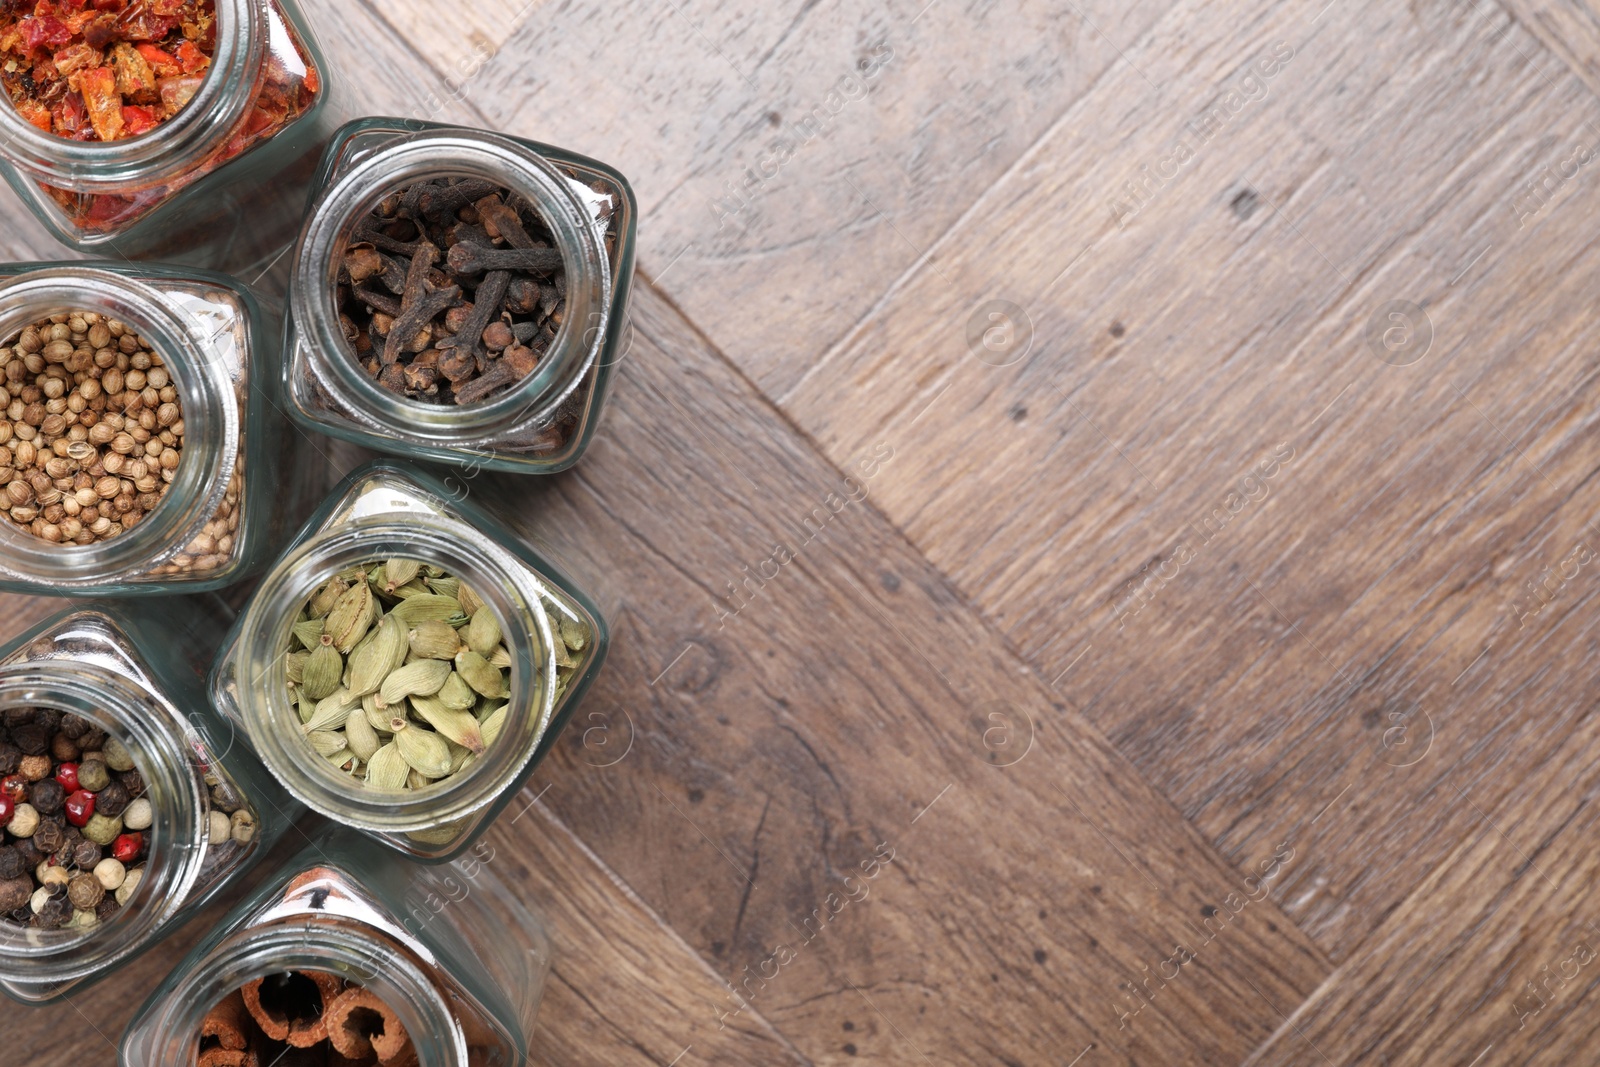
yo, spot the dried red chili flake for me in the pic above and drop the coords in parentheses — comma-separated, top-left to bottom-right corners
(0, 0, 216, 142)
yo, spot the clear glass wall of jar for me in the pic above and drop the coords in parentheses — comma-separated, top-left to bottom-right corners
(0, 0, 332, 272)
(210, 460, 610, 861)
(0, 262, 314, 595)
(285, 119, 637, 473)
(119, 831, 550, 1066)
(0, 599, 298, 1004)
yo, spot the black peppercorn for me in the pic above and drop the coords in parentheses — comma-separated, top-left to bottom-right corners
(0, 846, 21, 880)
(66, 872, 103, 910)
(28, 777, 63, 815)
(33, 708, 60, 734)
(49, 732, 79, 763)
(76, 727, 107, 752)
(31, 819, 64, 855)
(10, 723, 46, 756)
(32, 885, 69, 928)
(70, 840, 100, 870)
(118, 768, 145, 798)
(94, 779, 129, 818)
(0, 876, 30, 913)
(0, 741, 19, 775)
(58, 713, 88, 739)
(11, 837, 43, 869)
(1, 708, 32, 729)
(93, 894, 119, 923)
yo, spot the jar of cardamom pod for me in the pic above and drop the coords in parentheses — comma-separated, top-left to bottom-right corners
(120, 830, 550, 1067)
(210, 459, 609, 861)
(284, 118, 637, 473)
(0, 262, 318, 595)
(0, 598, 297, 1004)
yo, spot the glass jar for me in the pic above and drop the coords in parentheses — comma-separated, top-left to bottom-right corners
(0, 261, 310, 595)
(120, 831, 550, 1066)
(0, 599, 297, 1004)
(211, 459, 609, 860)
(285, 118, 637, 473)
(0, 0, 332, 272)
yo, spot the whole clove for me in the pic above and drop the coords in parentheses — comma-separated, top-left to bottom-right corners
(336, 177, 570, 406)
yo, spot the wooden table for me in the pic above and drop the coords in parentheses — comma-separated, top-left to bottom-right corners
(13, 0, 1600, 1063)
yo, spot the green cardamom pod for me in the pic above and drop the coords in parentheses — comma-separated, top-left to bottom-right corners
(389, 581, 432, 599)
(437, 671, 475, 710)
(344, 706, 382, 761)
(365, 742, 410, 791)
(301, 688, 358, 733)
(384, 558, 422, 591)
(410, 695, 485, 754)
(480, 704, 507, 748)
(378, 658, 452, 707)
(325, 581, 376, 653)
(284, 650, 309, 685)
(301, 643, 344, 701)
(393, 719, 453, 778)
(559, 618, 590, 651)
(551, 638, 575, 669)
(465, 606, 501, 657)
(326, 749, 357, 773)
(391, 594, 464, 625)
(291, 619, 325, 650)
(407, 767, 434, 790)
(298, 690, 317, 725)
(336, 565, 368, 582)
(457, 581, 485, 617)
(307, 576, 348, 619)
(454, 649, 507, 698)
(348, 615, 408, 696)
(407, 619, 462, 660)
(306, 729, 348, 758)
(446, 739, 474, 774)
(488, 644, 512, 670)
(425, 576, 460, 600)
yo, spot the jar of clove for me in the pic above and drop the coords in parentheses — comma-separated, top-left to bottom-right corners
(0, 0, 333, 271)
(0, 598, 296, 1004)
(284, 118, 637, 473)
(210, 459, 609, 861)
(0, 262, 314, 595)
(120, 830, 550, 1067)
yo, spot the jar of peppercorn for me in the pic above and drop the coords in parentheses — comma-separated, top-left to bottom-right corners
(120, 830, 550, 1066)
(0, 598, 297, 1004)
(210, 459, 609, 862)
(284, 118, 637, 473)
(0, 262, 315, 594)
(0, 0, 332, 272)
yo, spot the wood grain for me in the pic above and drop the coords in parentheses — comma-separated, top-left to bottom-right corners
(774, 0, 1600, 970)
(469, 282, 1330, 1065)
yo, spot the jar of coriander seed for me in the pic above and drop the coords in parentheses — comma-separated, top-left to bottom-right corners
(0, 598, 297, 1004)
(0, 0, 335, 272)
(120, 830, 550, 1067)
(284, 118, 637, 473)
(210, 459, 609, 861)
(0, 262, 315, 595)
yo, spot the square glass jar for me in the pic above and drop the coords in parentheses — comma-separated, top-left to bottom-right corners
(210, 460, 609, 861)
(0, 599, 299, 1004)
(0, 262, 316, 594)
(0, 0, 334, 273)
(284, 118, 637, 473)
(120, 831, 550, 1067)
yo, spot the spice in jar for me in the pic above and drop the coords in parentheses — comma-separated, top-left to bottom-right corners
(0, 707, 150, 932)
(0, 312, 183, 547)
(0, 1, 322, 233)
(336, 178, 570, 406)
(282, 559, 517, 795)
(200, 971, 415, 1065)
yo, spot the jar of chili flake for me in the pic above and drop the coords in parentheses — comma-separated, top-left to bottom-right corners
(0, 0, 330, 270)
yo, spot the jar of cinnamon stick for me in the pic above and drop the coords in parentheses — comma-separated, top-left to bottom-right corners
(284, 118, 637, 474)
(0, 598, 298, 1004)
(119, 830, 551, 1067)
